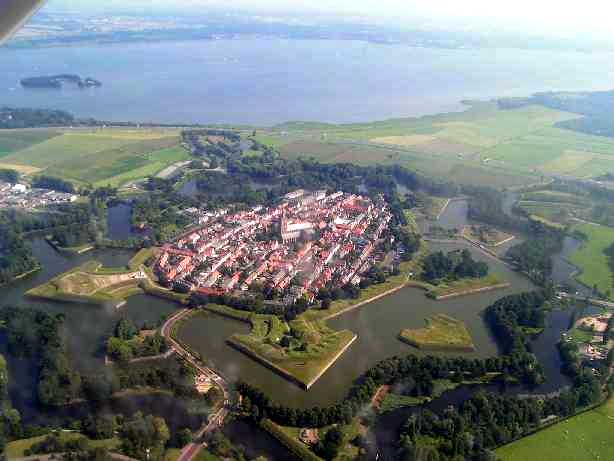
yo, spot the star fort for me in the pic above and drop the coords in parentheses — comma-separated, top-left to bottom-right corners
(154, 189, 393, 306)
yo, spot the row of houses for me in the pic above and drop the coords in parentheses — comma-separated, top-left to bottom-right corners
(153, 190, 392, 306)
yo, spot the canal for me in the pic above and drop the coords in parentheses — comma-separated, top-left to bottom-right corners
(1, 196, 586, 459)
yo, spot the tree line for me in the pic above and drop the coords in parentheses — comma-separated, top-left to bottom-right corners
(0, 107, 75, 129)
(422, 249, 488, 283)
(237, 290, 554, 430)
(505, 220, 564, 286)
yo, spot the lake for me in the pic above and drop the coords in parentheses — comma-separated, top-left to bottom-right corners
(2, 40, 614, 125)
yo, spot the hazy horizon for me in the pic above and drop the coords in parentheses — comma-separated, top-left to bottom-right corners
(41, 0, 614, 43)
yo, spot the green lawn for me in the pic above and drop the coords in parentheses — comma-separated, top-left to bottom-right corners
(496, 397, 614, 461)
(569, 223, 614, 300)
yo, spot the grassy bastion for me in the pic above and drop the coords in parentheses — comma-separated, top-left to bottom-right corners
(199, 304, 357, 390)
(399, 313, 475, 352)
(426, 274, 510, 300)
(25, 249, 154, 307)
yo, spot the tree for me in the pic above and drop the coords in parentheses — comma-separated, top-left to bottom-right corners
(115, 318, 137, 341)
(107, 337, 133, 362)
(84, 415, 118, 440)
(175, 428, 192, 447)
(120, 413, 170, 461)
(317, 426, 344, 460)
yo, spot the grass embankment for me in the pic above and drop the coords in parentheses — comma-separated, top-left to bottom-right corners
(426, 274, 509, 300)
(5, 433, 119, 459)
(45, 236, 95, 254)
(25, 254, 150, 306)
(399, 314, 475, 352)
(496, 396, 614, 461)
(569, 223, 614, 300)
(202, 304, 356, 389)
(26, 248, 155, 305)
(461, 226, 515, 247)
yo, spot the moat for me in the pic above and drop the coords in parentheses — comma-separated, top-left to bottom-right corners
(1, 198, 589, 461)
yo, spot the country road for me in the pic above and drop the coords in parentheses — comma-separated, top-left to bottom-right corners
(160, 308, 232, 461)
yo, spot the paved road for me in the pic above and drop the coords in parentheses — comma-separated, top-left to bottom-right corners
(161, 309, 232, 461)
(561, 292, 614, 309)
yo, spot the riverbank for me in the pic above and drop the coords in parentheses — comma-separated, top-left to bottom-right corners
(2, 264, 42, 287)
(45, 236, 94, 255)
(427, 275, 511, 300)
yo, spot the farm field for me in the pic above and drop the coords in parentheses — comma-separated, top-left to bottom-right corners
(0, 129, 61, 157)
(496, 396, 614, 461)
(0, 128, 187, 187)
(569, 223, 614, 300)
(259, 102, 614, 187)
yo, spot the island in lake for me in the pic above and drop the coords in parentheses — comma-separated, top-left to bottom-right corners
(20, 74, 102, 89)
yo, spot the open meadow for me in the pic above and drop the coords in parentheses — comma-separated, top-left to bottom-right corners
(496, 396, 614, 461)
(0, 127, 189, 187)
(569, 223, 614, 300)
(258, 102, 614, 188)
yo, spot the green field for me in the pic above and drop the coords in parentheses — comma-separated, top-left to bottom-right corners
(0, 129, 60, 156)
(399, 314, 475, 352)
(256, 103, 614, 187)
(569, 223, 614, 300)
(496, 397, 614, 461)
(521, 190, 591, 206)
(0, 128, 188, 187)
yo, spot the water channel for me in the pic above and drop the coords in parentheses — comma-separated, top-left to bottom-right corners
(177, 200, 577, 409)
(2, 198, 588, 459)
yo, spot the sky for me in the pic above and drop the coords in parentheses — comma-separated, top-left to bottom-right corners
(44, 0, 614, 40)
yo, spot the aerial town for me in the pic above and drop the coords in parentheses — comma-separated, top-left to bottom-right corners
(0, 180, 78, 210)
(154, 189, 392, 305)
